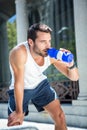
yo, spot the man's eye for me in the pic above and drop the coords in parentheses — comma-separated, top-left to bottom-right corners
(40, 41, 45, 43)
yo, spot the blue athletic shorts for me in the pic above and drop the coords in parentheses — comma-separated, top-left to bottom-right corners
(8, 79, 58, 116)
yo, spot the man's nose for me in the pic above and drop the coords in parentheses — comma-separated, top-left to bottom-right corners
(46, 42, 51, 48)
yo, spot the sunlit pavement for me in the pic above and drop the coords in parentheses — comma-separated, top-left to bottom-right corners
(0, 119, 86, 130)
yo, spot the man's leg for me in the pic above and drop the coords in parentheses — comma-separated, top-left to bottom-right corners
(43, 99, 67, 130)
(7, 90, 30, 126)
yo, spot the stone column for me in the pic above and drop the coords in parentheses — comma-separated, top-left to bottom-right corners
(0, 20, 10, 88)
(73, 0, 87, 102)
(15, 0, 28, 43)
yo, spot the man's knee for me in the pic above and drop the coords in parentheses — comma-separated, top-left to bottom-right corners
(53, 109, 66, 124)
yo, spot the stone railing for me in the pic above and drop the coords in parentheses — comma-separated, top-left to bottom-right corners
(0, 80, 79, 103)
(51, 80, 79, 103)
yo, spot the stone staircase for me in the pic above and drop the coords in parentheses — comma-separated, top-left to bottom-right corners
(0, 103, 87, 129)
(62, 102, 87, 128)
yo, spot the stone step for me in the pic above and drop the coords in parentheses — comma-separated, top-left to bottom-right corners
(66, 114, 87, 128)
(72, 100, 87, 106)
(0, 103, 87, 128)
(62, 104, 87, 116)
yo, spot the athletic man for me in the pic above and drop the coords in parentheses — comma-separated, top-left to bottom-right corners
(7, 23, 79, 130)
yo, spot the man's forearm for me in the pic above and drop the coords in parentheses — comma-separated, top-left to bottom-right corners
(67, 67, 79, 81)
(14, 84, 24, 113)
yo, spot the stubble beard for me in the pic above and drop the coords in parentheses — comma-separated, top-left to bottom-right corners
(33, 45, 48, 57)
(35, 50, 48, 57)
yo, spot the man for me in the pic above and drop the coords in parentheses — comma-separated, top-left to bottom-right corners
(7, 23, 79, 130)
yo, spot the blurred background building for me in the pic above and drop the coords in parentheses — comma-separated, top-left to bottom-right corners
(0, 0, 87, 128)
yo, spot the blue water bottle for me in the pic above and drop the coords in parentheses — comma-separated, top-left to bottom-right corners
(47, 48, 74, 63)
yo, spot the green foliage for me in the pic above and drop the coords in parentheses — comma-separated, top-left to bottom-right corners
(57, 29, 76, 61)
(7, 21, 17, 51)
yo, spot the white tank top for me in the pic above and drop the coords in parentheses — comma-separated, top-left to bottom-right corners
(9, 41, 51, 89)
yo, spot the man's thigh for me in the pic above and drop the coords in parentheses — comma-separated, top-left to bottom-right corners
(8, 89, 32, 116)
(43, 99, 63, 118)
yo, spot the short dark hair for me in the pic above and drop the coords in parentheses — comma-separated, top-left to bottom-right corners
(27, 23, 52, 41)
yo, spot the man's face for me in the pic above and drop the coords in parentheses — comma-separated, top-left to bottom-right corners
(32, 31, 51, 57)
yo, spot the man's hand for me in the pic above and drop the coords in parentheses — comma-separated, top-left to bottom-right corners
(7, 111, 24, 126)
(59, 48, 75, 67)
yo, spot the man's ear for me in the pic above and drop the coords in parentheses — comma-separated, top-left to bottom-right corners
(28, 39, 34, 46)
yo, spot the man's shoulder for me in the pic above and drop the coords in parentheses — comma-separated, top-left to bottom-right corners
(9, 43, 27, 64)
(10, 42, 27, 55)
